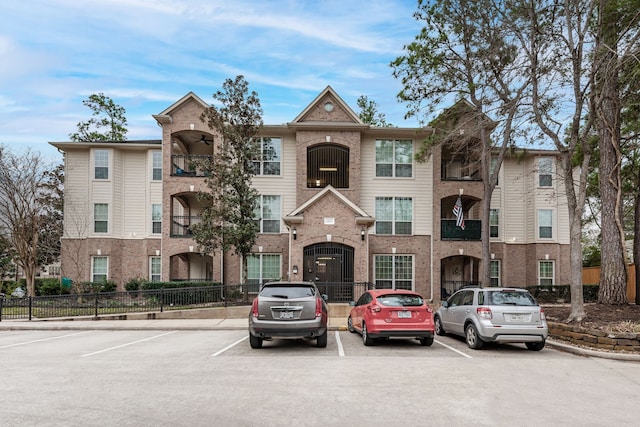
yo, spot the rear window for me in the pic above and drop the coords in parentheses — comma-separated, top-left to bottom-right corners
(377, 294, 424, 307)
(487, 290, 537, 306)
(260, 285, 316, 299)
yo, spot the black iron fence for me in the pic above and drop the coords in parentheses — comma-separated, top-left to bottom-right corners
(0, 282, 374, 321)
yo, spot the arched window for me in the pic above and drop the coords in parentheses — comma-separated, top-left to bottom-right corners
(307, 144, 349, 188)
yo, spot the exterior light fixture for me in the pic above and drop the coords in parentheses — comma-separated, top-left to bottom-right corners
(361, 226, 365, 241)
(292, 227, 297, 240)
(292, 265, 299, 275)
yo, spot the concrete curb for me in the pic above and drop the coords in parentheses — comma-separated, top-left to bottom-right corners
(546, 338, 640, 362)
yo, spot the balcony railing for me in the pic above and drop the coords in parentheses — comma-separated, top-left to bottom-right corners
(441, 219, 481, 240)
(171, 215, 202, 237)
(441, 161, 481, 181)
(172, 154, 213, 177)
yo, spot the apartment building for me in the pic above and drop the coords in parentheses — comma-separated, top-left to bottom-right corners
(51, 86, 570, 300)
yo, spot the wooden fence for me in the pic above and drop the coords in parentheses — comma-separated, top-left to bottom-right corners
(582, 265, 636, 303)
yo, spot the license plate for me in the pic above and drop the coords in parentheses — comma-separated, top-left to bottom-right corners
(279, 311, 294, 319)
(398, 311, 412, 318)
(508, 314, 524, 322)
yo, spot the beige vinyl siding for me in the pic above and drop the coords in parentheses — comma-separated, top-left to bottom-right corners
(63, 149, 92, 238)
(502, 158, 528, 243)
(489, 187, 503, 241)
(251, 134, 296, 233)
(90, 148, 114, 237)
(360, 138, 433, 235)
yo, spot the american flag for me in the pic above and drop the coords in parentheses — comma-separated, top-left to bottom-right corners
(453, 196, 465, 230)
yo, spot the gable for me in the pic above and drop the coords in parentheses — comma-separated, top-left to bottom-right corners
(292, 86, 363, 125)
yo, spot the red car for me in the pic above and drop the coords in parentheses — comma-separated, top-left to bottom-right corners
(348, 289, 435, 346)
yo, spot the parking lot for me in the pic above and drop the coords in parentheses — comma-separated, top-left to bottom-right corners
(3, 328, 640, 426)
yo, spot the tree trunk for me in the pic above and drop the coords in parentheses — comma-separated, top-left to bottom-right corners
(634, 171, 640, 305)
(597, 0, 627, 304)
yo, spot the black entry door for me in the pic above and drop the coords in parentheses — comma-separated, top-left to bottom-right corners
(303, 243, 354, 283)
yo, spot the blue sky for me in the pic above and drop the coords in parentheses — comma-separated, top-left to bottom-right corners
(0, 0, 425, 162)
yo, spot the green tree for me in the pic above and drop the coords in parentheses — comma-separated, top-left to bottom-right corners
(69, 93, 128, 141)
(191, 76, 263, 297)
(37, 163, 64, 269)
(392, 0, 530, 292)
(357, 95, 393, 127)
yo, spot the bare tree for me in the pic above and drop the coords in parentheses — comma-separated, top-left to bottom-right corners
(0, 147, 53, 296)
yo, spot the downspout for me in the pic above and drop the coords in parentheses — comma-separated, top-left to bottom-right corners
(430, 234, 434, 303)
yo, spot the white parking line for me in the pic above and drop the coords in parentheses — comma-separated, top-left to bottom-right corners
(212, 336, 248, 357)
(81, 331, 177, 357)
(435, 339, 473, 358)
(0, 331, 93, 349)
(335, 331, 345, 356)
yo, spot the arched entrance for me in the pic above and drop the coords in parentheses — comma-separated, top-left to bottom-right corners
(303, 242, 353, 299)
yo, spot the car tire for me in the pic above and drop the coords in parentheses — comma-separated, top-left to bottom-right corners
(465, 323, 484, 349)
(434, 315, 446, 336)
(525, 340, 545, 351)
(249, 333, 263, 349)
(419, 336, 434, 346)
(316, 331, 328, 348)
(362, 322, 374, 346)
(347, 316, 356, 333)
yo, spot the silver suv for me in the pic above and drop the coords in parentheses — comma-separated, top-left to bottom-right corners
(434, 287, 548, 350)
(248, 281, 328, 349)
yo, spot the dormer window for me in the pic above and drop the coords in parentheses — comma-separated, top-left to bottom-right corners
(307, 144, 349, 188)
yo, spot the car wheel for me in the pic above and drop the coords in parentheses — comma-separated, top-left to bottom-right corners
(465, 323, 484, 349)
(316, 331, 328, 348)
(525, 340, 545, 351)
(362, 322, 374, 346)
(434, 315, 446, 336)
(419, 336, 434, 346)
(249, 333, 263, 349)
(347, 316, 356, 333)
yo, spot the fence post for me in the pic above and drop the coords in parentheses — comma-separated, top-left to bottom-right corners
(0, 296, 3, 321)
(160, 289, 164, 312)
(94, 292, 99, 318)
(29, 296, 33, 321)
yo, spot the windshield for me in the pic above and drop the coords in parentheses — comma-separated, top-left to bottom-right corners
(260, 285, 316, 299)
(487, 290, 537, 306)
(377, 294, 424, 307)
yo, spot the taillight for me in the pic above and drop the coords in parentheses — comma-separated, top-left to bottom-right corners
(426, 306, 433, 313)
(251, 298, 259, 318)
(369, 304, 381, 313)
(477, 307, 492, 319)
(316, 297, 323, 318)
(540, 308, 546, 320)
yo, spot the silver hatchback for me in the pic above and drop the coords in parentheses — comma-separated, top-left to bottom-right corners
(435, 287, 548, 350)
(248, 281, 328, 349)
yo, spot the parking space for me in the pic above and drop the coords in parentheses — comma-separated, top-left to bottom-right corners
(0, 329, 574, 360)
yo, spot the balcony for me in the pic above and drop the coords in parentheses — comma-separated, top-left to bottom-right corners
(441, 160, 481, 181)
(441, 219, 481, 240)
(171, 215, 202, 237)
(172, 154, 212, 177)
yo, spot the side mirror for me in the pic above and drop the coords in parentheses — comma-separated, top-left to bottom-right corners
(349, 301, 356, 306)
(441, 301, 449, 308)
(322, 294, 328, 301)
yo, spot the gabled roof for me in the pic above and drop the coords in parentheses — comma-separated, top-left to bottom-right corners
(153, 92, 209, 124)
(284, 185, 374, 225)
(290, 86, 364, 126)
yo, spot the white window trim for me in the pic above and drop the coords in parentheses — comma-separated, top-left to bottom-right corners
(91, 256, 109, 282)
(374, 196, 414, 235)
(373, 254, 415, 290)
(152, 150, 162, 181)
(490, 260, 501, 287)
(375, 139, 415, 178)
(94, 149, 110, 181)
(537, 157, 553, 187)
(537, 209, 553, 240)
(149, 256, 161, 282)
(538, 260, 555, 287)
(255, 195, 282, 234)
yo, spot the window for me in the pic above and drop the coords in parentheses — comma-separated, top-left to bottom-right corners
(247, 254, 281, 291)
(490, 260, 501, 287)
(152, 204, 162, 234)
(489, 209, 499, 238)
(94, 203, 108, 233)
(538, 209, 553, 239)
(149, 256, 161, 282)
(375, 197, 412, 235)
(92, 256, 108, 282)
(538, 157, 552, 187)
(94, 149, 109, 179)
(490, 156, 499, 185)
(374, 255, 413, 290)
(254, 195, 281, 233)
(252, 137, 281, 175)
(375, 139, 413, 177)
(539, 261, 554, 287)
(307, 144, 349, 188)
(152, 151, 162, 180)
